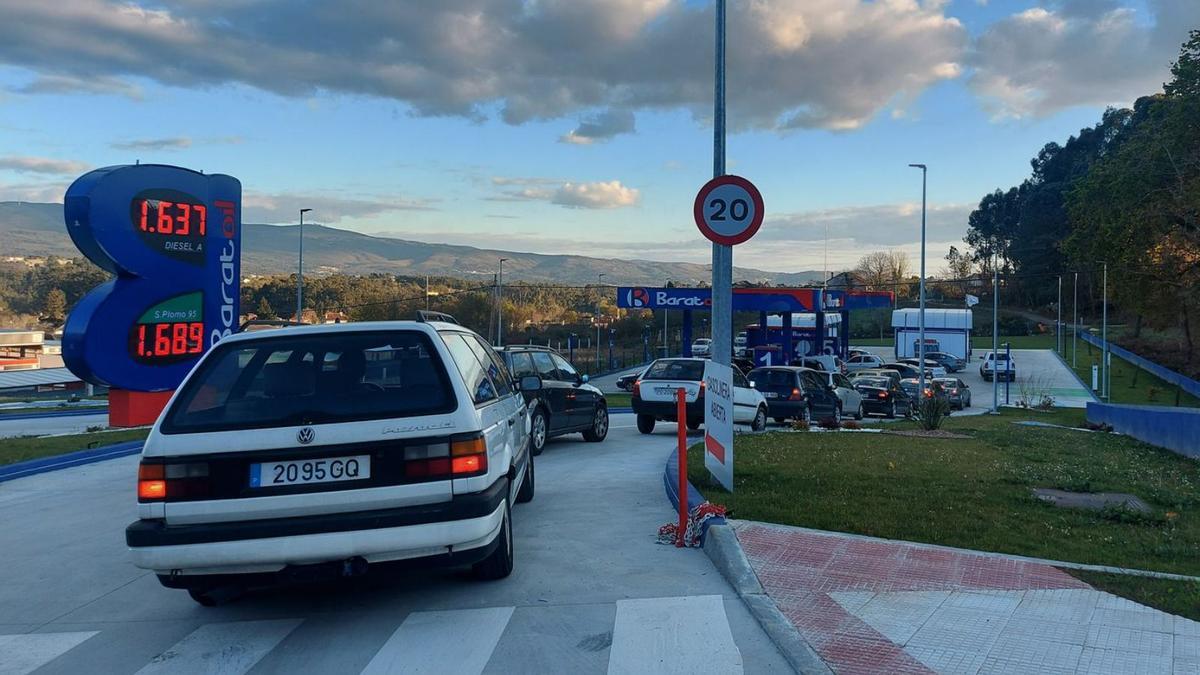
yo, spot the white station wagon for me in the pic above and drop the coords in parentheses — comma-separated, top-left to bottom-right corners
(125, 318, 536, 605)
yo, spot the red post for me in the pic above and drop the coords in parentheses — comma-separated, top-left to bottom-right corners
(676, 387, 688, 547)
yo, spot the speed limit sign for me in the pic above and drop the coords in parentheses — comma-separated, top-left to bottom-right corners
(693, 175, 764, 245)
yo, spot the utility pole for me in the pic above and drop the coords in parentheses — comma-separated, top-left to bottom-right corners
(425, 275, 431, 311)
(496, 258, 508, 346)
(710, 0, 732, 369)
(295, 208, 312, 324)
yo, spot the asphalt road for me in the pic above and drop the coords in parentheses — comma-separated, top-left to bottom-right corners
(0, 412, 111, 439)
(0, 413, 790, 674)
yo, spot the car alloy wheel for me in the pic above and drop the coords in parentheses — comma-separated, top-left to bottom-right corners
(530, 409, 547, 456)
(583, 405, 608, 442)
(833, 405, 842, 425)
(855, 402, 865, 420)
(752, 406, 767, 431)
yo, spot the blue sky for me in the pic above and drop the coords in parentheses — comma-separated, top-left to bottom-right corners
(0, 0, 1193, 275)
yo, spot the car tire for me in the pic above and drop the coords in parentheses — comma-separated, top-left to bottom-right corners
(855, 402, 864, 420)
(800, 405, 812, 427)
(887, 401, 896, 419)
(752, 406, 767, 432)
(473, 499, 514, 581)
(582, 404, 609, 442)
(833, 404, 842, 425)
(187, 589, 218, 607)
(686, 419, 702, 430)
(529, 407, 548, 456)
(516, 455, 534, 504)
(636, 414, 655, 434)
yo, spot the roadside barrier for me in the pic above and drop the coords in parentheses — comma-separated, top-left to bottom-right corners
(1086, 402, 1200, 459)
(1079, 331, 1200, 399)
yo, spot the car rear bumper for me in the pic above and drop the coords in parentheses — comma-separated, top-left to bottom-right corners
(762, 400, 805, 418)
(631, 398, 702, 420)
(127, 478, 507, 576)
(862, 399, 898, 413)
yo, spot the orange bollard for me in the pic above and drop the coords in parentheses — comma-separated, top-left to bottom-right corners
(676, 387, 688, 547)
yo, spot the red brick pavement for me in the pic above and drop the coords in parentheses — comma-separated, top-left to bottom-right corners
(735, 522, 1091, 675)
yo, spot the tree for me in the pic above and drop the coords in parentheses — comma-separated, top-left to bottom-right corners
(854, 251, 911, 295)
(44, 288, 66, 322)
(256, 297, 275, 319)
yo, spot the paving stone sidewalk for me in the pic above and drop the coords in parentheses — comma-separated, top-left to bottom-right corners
(734, 521, 1199, 675)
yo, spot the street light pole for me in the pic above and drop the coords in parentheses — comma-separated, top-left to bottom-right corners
(1072, 272, 1078, 368)
(1057, 275, 1062, 355)
(710, 0, 732, 369)
(909, 163, 927, 397)
(1102, 261, 1109, 400)
(295, 208, 312, 324)
(496, 258, 509, 346)
(597, 273, 606, 370)
(992, 260, 999, 413)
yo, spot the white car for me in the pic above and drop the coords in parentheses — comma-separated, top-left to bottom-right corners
(980, 351, 1016, 382)
(899, 358, 948, 378)
(691, 338, 712, 358)
(630, 357, 767, 433)
(818, 371, 866, 420)
(845, 353, 885, 372)
(126, 319, 536, 605)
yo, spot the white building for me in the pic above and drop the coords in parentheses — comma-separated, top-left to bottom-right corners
(892, 308, 973, 360)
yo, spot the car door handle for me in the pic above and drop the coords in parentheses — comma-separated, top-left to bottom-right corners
(508, 418, 516, 426)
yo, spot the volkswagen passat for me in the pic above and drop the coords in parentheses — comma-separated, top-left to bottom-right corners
(125, 318, 537, 605)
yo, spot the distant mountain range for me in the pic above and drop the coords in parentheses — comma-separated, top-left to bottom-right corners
(0, 201, 823, 286)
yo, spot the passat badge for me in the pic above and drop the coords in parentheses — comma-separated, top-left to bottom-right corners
(297, 427, 315, 445)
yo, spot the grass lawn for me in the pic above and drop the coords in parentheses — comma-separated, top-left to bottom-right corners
(1070, 340, 1200, 408)
(688, 408, 1200, 576)
(0, 429, 149, 467)
(606, 393, 631, 408)
(1062, 569, 1200, 622)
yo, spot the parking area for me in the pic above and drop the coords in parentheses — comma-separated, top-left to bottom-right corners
(859, 346, 1096, 412)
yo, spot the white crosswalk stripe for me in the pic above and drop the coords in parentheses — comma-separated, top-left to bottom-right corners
(134, 619, 302, 675)
(0, 631, 98, 675)
(361, 606, 515, 675)
(607, 595, 744, 675)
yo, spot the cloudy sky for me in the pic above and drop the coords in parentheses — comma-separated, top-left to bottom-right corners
(0, 0, 1195, 274)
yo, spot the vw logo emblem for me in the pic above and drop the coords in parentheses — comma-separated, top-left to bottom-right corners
(297, 427, 315, 445)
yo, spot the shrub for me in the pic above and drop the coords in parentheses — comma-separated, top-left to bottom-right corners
(791, 418, 810, 431)
(913, 396, 951, 430)
(841, 420, 862, 430)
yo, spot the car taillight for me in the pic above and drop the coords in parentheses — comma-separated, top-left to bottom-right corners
(632, 380, 641, 397)
(450, 434, 488, 477)
(404, 435, 488, 480)
(950, 388, 959, 394)
(924, 389, 933, 398)
(878, 391, 889, 399)
(137, 460, 210, 502)
(789, 387, 803, 401)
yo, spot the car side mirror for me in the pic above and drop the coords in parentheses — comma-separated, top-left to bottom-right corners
(749, 381, 756, 388)
(579, 374, 588, 384)
(519, 375, 543, 392)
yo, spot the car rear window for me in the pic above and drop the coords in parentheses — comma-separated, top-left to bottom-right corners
(643, 359, 705, 381)
(161, 330, 456, 434)
(749, 369, 794, 387)
(856, 377, 889, 388)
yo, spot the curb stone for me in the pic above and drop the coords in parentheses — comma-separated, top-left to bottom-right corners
(661, 449, 833, 674)
(704, 524, 833, 675)
(0, 440, 143, 483)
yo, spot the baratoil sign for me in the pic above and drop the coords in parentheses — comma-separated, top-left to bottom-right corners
(62, 164, 241, 424)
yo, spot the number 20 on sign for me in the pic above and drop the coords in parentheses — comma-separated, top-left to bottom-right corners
(693, 175, 765, 246)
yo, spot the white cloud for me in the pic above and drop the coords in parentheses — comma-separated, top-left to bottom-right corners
(0, 181, 70, 202)
(0, 0, 967, 133)
(552, 181, 640, 209)
(0, 156, 91, 175)
(11, 73, 143, 99)
(242, 191, 436, 223)
(112, 137, 192, 151)
(969, 0, 1200, 119)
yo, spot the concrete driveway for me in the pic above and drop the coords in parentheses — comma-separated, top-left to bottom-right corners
(0, 413, 788, 674)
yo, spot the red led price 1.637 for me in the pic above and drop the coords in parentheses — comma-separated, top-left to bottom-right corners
(137, 199, 207, 236)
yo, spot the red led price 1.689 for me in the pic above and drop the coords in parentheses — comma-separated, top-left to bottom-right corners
(131, 322, 204, 363)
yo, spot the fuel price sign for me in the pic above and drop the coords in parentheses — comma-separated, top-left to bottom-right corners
(63, 164, 241, 401)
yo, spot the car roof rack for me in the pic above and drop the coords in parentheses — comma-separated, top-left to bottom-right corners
(416, 310, 458, 324)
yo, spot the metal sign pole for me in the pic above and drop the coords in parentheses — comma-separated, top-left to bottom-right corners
(992, 263, 999, 413)
(1057, 275, 1062, 355)
(711, 0, 732, 368)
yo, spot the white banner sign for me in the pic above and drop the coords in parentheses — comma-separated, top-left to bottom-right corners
(703, 360, 734, 492)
